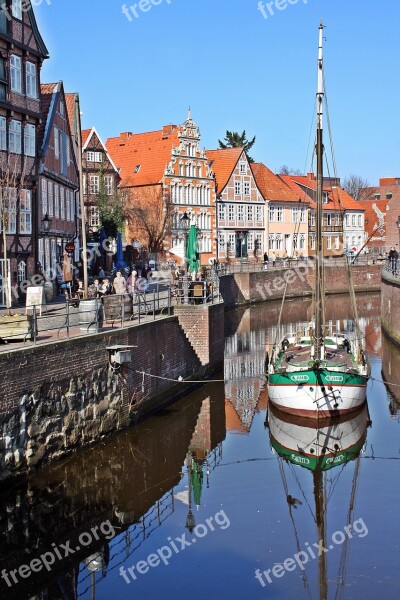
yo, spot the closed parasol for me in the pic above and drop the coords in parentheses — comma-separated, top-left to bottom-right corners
(62, 251, 73, 282)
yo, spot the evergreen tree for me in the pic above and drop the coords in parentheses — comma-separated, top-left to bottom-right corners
(218, 130, 256, 162)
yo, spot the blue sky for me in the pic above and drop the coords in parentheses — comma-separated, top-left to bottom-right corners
(35, 0, 400, 185)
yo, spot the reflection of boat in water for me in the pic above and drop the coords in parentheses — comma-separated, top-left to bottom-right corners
(268, 404, 370, 472)
(267, 403, 371, 599)
(267, 22, 368, 418)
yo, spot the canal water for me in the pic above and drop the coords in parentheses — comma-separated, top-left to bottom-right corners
(1, 293, 399, 600)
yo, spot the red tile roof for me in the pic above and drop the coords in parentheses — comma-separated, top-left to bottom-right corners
(251, 162, 303, 202)
(282, 174, 364, 211)
(206, 147, 244, 194)
(81, 128, 91, 148)
(64, 93, 77, 135)
(106, 127, 180, 187)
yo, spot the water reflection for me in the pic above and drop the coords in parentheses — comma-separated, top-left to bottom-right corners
(0, 384, 226, 600)
(266, 404, 371, 599)
(381, 331, 400, 419)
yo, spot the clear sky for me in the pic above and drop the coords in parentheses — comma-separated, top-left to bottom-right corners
(35, 0, 400, 185)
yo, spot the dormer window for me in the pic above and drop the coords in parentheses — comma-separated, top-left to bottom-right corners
(386, 192, 392, 199)
(134, 164, 141, 173)
(374, 193, 380, 200)
(323, 192, 328, 203)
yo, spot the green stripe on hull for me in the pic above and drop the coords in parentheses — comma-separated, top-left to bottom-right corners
(269, 369, 367, 387)
(270, 437, 366, 471)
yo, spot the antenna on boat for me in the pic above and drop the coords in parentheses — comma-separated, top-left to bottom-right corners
(314, 20, 326, 364)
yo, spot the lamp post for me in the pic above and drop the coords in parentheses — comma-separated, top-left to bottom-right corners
(185, 452, 196, 534)
(180, 211, 190, 304)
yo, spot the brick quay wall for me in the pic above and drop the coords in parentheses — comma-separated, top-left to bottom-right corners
(0, 303, 224, 482)
(219, 264, 382, 307)
(381, 270, 400, 347)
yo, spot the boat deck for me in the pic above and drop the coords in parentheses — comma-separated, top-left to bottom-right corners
(278, 344, 357, 371)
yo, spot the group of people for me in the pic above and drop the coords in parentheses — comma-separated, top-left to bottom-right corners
(72, 264, 155, 300)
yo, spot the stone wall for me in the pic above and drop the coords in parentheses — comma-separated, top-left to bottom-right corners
(219, 264, 382, 307)
(0, 304, 225, 481)
(381, 270, 400, 346)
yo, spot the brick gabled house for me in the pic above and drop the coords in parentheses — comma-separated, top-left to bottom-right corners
(106, 112, 216, 265)
(37, 82, 79, 290)
(359, 178, 400, 256)
(251, 163, 308, 259)
(81, 126, 120, 235)
(207, 148, 265, 263)
(0, 0, 49, 306)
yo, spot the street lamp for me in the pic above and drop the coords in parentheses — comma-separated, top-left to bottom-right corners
(185, 453, 196, 534)
(42, 213, 52, 233)
(180, 211, 190, 304)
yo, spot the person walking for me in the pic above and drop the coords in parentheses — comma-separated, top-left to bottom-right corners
(263, 252, 269, 270)
(388, 247, 398, 274)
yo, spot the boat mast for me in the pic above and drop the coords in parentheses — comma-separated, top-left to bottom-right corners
(315, 20, 325, 363)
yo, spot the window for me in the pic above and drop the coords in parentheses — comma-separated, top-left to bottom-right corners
(256, 205, 262, 223)
(256, 233, 263, 253)
(134, 164, 141, 173)
(327, 236, 331, 250)
(299, 234, 305, 250)
(60, 187, 65, 219)
(386, 192, 392, 200)
(10, 55, 22, 92)
(276, 206, 283, 222)
(0, 57, 6, 100)
(269, 234, 274, 250)
(60, 132, 69, 175)
(87, 151, 102, 163)
(12, 0, 22, 19)
(358, 214, 362, 227)
(244, 182, 250, 195)
(5, 188, 17, 233)
(326, 213, 332, 226)
(0, 117, 6, 150)
(0, 7, 8, 33)
(218, 232, 225, 250)
(54, 185, 59, 218)
(105, 176, 113, 196)
(247, 232, 254, 250)
(42, 179, 47, 215)
(334, 236, 340, 250)
(275, 234, 282, 250)
(374, 193, 380, 200)
(292, 206, 298, 222)
(19, 190, 32, 234)
(54, 127, 59, 158)
(234, 181, 241, 195)
(89, 206, 100, 228)
(311, 213, 315, 227)
(70, 191, 75, 221)
(228, 204, 235, 221)
(59, 99, 65, 117)
(247, 205, 253, 222)
(228, 233, 235, 252)
(26, 62, 37, 98)
(48, 181, 53, 217)
(218, 203, 226, 221)
(310, 235, 316, 250)
(345, 214, 350, 226)
(300, 208, 305, 222)
(351, 214, 356, 227)
(269, 205, 275, 222)
(240, 162, 247, 174)
(89, 175, 99, 194)
(24, 124, 35, 156)
(9, 120, 21, 153)
(334, 213, 340, 226)
(66, 189, 71, 221)
(238, 205, 244, 221)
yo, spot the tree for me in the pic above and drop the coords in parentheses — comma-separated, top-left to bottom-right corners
(96, 163, 124, 239)
(342, 174, 370, 201)
(218, 130, 256, 162)
(124, 184, 171, 254)
(0, 155, 27, 314)
(278, 165, 303, 175)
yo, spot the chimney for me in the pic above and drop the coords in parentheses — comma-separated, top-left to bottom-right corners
(307, 172, 316, 181)
(120, 132, 133, 140)
(163, 124, 177, 135)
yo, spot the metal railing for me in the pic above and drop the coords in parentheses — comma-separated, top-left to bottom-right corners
(0, 285, 173, 349)
(382, 259, 400, 278)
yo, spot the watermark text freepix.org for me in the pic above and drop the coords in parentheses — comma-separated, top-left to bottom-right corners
(120, 509, 230, 583)
(258, 0, 308, 20)
(1, 520, 115, 588)
(255, 518, 368, 587)
(122, 0, 172, 22)
(0, 0, 52, 21)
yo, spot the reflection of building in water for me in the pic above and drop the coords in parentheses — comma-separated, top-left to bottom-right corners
(0, 389, 226, 600)
(382, 331, 400, 420)
(224, 322, 267, 431)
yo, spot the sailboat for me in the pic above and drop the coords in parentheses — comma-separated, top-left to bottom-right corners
(267, 403, 371, 599)
(267, 22, 369, 418)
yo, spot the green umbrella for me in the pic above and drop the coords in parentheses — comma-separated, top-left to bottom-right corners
(191, 460, 204, 507)
(186, 225, 199, 272)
